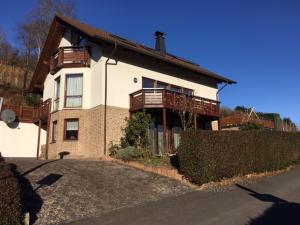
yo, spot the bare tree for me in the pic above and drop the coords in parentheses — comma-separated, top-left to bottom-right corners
(176, 95, 195, 130)
(18, 0, 76, 61)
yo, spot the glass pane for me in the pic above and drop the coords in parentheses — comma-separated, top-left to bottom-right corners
(157, 125, 165, 155)
(170, 85, 181, 93)
(55, 77, 60, 99)
(67, 74, 83, 96)
(66, 96, 82, 107)
(183, 88, 193, 95)
(66, 130, 78, 140)
(66, 120, 78, 131)
(53, 122, 57, 141)
(142, 78, 155, 88)
(173, 127, 182, 149)
(157, 82, 167, 89)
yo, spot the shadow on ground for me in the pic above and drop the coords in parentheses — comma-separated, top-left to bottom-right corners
(10, 160, 62, 225)
(236, 184, 300, 225)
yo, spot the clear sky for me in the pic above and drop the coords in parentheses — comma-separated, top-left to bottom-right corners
(1, 0, 299, 124)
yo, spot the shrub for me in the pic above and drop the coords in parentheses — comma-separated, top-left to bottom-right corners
(114, 146, 144, 160)
(178, 130, 300, 185)
(240, 122, 263, 130)
(120, 111, 152, 149)
(0, 161, 22, 225)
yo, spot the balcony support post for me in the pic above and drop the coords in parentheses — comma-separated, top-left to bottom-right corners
(163, 107, 167, 151)
(36, 119, 42, 160)
(193, 113, 197, 130)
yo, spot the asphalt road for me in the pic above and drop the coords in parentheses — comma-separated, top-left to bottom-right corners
(63, 166, 300, 225)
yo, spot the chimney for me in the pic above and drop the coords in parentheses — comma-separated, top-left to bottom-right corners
(155, 31, 166, 54)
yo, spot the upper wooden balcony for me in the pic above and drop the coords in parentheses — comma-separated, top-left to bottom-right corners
(1, 99, 51, 123)
(50, 46, 91, 75)
(130, 89, 220, 117)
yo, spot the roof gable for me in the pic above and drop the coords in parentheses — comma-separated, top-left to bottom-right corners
(29, 14, 236, 93)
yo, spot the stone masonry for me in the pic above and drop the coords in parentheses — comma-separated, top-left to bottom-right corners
(48, 105, 129, 159)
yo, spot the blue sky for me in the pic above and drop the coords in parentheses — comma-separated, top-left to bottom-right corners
(1, 0, 299, 123)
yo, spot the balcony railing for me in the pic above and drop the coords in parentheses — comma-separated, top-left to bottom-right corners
(1, 99, 51, 123)
(50, 46, 91, 74)
(130, 88, 220, 117)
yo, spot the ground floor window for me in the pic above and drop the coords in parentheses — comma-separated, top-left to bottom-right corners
(52, 121, 58, 142)
(64, 119, 79, 140)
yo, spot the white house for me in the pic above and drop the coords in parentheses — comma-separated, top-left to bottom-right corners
(28, 14, 236, 159)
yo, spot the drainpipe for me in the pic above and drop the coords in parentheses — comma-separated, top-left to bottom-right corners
(216, 81, 229, 101)
(104, 42, 118, 155)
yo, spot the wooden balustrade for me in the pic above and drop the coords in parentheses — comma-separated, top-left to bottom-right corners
(1, 99, 51, 123)
(130, 89, 220, 117)
(50, 46, 90, 74)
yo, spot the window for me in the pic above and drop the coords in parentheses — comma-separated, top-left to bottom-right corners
(170, 85, 181, 93)
(52, 121, 58, 143)
(65, 74, 83, 108)
(64, 119, 79, 140)
(183, 88, 193, 96)
(157, 81, 168, 89)
(142, 77, 155, 89)
(54, 77, 60, 111)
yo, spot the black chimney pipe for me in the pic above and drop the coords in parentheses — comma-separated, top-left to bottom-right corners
(155, 31, 166, 54)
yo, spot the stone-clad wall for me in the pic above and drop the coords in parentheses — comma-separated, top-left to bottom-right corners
(48, 105, 129, 159)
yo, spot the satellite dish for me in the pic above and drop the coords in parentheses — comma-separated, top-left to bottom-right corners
(1, 109, 16, 124)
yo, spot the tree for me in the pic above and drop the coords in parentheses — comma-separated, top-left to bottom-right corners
(18, 0, 76, 61)
(176, 95, 195, 130)
(220, 106, 234, 117)
(234, 105, 249, 113)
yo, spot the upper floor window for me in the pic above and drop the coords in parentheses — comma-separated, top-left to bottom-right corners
(142, 78, 155, 88)
(65, 74, 83, 108)
(54, 76, 60, 111)
(142, 77, 193, 95)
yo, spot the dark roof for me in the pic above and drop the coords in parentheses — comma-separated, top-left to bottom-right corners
(29, 14, 236, 93)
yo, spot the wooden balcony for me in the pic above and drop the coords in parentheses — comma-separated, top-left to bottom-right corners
(50, 46, 90, 75)
(130, 89, 220, 117)
(1, 99, 51, 123)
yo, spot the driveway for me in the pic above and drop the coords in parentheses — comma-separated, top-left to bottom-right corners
(63, 166, 300, 225)
(7, 158, 191, 225)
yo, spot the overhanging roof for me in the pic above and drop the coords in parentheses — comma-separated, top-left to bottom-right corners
(29, 14, 236, 93)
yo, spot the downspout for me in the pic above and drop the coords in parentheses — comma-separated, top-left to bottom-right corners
(216, 81, 229, 101)
(104, 42, 118, 155)
(216, 81, 229, 131)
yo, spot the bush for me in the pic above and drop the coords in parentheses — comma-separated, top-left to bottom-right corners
(240, 122, 264, 130)
(120, 111, 152, 149)
(178, 130, 300, 185)
(114, 146, 145, 160)
(0, 161, 22, 225)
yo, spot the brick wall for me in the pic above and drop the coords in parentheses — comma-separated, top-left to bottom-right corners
(48, 105, 129, 159)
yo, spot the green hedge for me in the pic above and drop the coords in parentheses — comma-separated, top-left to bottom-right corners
(178, 130, 300, 185)
(0, 161, 22, 225)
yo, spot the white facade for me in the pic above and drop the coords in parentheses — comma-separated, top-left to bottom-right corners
(0, 121, 46, 158)
(44, 29, 218, 112)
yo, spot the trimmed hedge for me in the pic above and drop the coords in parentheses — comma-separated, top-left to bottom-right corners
(0, 161, 22, 225)
(178, 130, 300, 185)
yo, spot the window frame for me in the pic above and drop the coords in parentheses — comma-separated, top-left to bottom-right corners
(64, 73, 83, 108)
(142, 77, 194, 95)
(54, 76, 60, 111)
(63, 118, 79, 141)
(52, 120, 58, 143)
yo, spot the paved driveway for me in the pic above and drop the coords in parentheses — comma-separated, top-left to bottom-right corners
(64, 166, 300, 225)
(7, 158, 191, 225)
